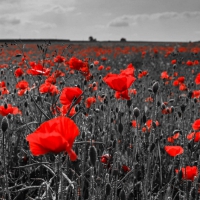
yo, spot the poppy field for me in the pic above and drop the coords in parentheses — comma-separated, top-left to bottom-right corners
(1, 40, 200, 199)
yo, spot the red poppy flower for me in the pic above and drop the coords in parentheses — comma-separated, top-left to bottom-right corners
(179, 83, 187, 91)
(100, 154, 111, 164)
(14, 68, 24, 77)
(187, 132, 200, 142)
(106, 66, 111, 71)
(138, 71, 148, 79)
(160, 71, 169, 79)
(177, 77, 185, 83)
(60, 87, 83, 106)
(0, 104, 22, 116)
(171, 60, 177, 65)
(98, 65, 104, 71)
(122, 165, 130, 173)
(167, 133, 180, 143)
(101, 57, 107, 61)
(164, 146, 184, 157)
(39, 82, 59, 96)
(173, 72, 178, 77)
(16, 80, 30, 96)
(186, 60, 193, 66)
(193, 60, 199, 65)
(26, 116, 80, 161)
(175, 166, 198, 181)
(93, 60, 99, 65)
(145, 97, 154, 103)
(131, 120, 140, 128)
(120, 63, 135, 76)
(115, 89, 130, 100)
(146, 119, 159, 129)
(0, 81, 6, 88)
(69, 57, 85, 71)
(103, 73, 135, 92)
(195, 73, 200, 85)
(54, 55, 65, 63)
(85, 97, 96, 108)
(129, 89, 137, 95)
(192, 90, 200, 98)
(27, 63, 50, 76)
(173, 80, 179, 86)
(45, 76, 57, 85)
(192, 119, 200, 131)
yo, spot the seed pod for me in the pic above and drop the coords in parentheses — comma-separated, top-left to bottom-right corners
(127, 100, 132, 108)
(89, 146, 97, 167)
(1, 116, 9, 132)
(105, 183, 111, 196)
(133, 107, 140, 118)
(119, 189, 126, 200)
(118, 123, 123, 133)
(142, 114, 146, 124)
(152, 82, 159, 94)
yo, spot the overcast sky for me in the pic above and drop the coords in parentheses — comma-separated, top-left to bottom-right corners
(0, 0, 200, 42)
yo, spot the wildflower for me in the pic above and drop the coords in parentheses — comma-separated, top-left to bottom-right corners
(186, 60, 193, 66)
(171, 60, 177, 65)
(120, 63, 135, 76)
(16, 80, 30, 96)
(0, 104, 22, 116)
(69, 57, 85, 71)
(115, 89, 130, 100)
(122, 165, 130, 173)
(164, 146, 184, 157)
(175, 166, 198, 181)
(27, 63, 50, 76)
(187, 132, 200, 142)
(85, 96, 96, 108)
(167, 133, 180, 143)
(98, 65, 104, 70)
(106, 66, 111, 71)
(14, 67, 24, 77)
(54, 55, 65, 63)
(100, 154, 111, 164)
(103, 73, 135, 92)
(192, 119, 200, 131)
(26, 116, 80, 161)
(138, 70, 148, 79)
(39, 82, 59, 96)
(195, 73, 200, 85)
(160, 71, 169, 80)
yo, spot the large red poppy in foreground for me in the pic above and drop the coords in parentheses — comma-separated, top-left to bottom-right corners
(26, 116, 80, 161)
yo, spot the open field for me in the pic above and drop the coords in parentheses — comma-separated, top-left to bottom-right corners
(0, 40, 200, 199)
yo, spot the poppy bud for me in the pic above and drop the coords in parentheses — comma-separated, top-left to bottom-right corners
(116, 107, 119, 113)
(84, 80, 87, 85)
(75, 105, 79, 112)
(190, 187, 195, 199)
(133, 107, 140, 118)
(161, 103, 166, 110)
(119, 189, 126, 200)
(194, 98, 197, 103)
(180, 104, 186, 113)
(105, 183, 111, 196)
(127, 100, 132, 108)
(152, 121, 157, 129)
(82, 131, 85, 140)
(142, 115, 146, 124)
(171, 106, 174, 113)
(89, 146, 97, 167)
(152, 82, 159, 94)
(118, 123, 123, 133)
(157, 101, 161, 107)
(3, 102, 8, 109)
(148, 88, 153, 92)
(24, 101, 28, 108)
(90, 64, 94, 69)
(1, 116, 9, 132)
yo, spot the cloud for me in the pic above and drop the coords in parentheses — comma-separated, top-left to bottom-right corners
(0, 16, 21, 25)
(108, 11, 200, 27)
